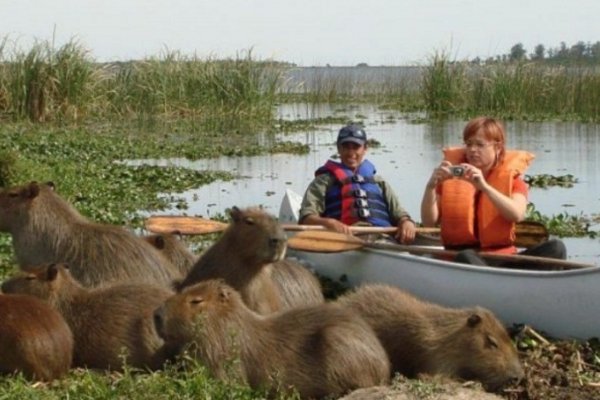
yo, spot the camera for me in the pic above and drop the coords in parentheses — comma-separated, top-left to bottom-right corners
(449, 166, 465, 177)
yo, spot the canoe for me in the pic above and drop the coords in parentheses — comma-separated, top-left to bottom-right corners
(279, 189, 600, 340)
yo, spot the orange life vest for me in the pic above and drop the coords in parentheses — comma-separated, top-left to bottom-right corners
(440, 147, 534, 253)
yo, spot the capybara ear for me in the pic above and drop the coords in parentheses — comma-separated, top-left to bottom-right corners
(467, 313, 482, 327)
(155, 235, 166, 250)
(46, 264, 60, 281)
(230, 206, 242, 222)
(45, 181, 56, 191)
(22, 181, 41, 199)
(171, 279, 183, 292)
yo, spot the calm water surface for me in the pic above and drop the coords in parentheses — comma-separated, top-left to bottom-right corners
(134, 104, 600, 264)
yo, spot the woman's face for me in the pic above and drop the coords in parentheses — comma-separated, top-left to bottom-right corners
(464, 131, 498, 172)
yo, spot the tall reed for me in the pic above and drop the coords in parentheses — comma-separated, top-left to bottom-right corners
(0, 39, 285, 129)
(420, 53, 600, 120)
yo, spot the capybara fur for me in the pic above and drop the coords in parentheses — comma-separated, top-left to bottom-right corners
(142, 233, 197, 277)
(177, 206, 289, 314)
(0, 293, 73, 381)
(154, 279, 390, 399)
(336, 284, 524, 391)
(0, 181, 178, 287)
(270, 259, 324, 308)
(1, 263, 173, 371)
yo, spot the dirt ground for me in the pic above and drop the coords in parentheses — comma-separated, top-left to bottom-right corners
(502, 330, 600, 400)
(338, 323, 600, 400)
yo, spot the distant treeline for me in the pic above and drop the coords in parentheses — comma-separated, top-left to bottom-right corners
(471, 41, 600, 65)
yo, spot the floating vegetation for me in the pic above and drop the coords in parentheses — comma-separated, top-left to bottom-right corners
(526, 203, 598, 238)
(525, 173, 578, 188)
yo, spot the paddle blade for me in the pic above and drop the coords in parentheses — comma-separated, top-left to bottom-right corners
(515, 221, 549, 248)
(145, 216, 228, 235)
(288, 231, 364, 253)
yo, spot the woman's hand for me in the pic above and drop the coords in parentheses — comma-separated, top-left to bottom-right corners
(426, 160, 454, 189)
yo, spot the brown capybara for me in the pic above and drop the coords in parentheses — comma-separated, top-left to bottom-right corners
(154, 279, 390, 399)
(0, 181, 178, 287)
(0, 293, 73, 381)
(1, 263, 173, 371)
(336, 284, 524, 391)
(269, 259, 324, 308)
(177, 206, 289, 314)
(142, 233, 197, 278)
(145, 230, 325, 309)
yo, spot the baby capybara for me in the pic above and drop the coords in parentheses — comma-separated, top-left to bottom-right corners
(154, 279, 390, 399)
(2, 263, 173, 371)
(0, 293, 73, 381)
(177, 206, 289, 314)
(336, 284, 524, 391)
(0, 181, 178, 287)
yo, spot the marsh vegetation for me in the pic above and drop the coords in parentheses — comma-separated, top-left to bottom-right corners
(0, 37, 599, 399)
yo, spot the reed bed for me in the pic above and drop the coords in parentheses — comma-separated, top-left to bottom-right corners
(0, 38, 284, 130)
(1, 38, 599, 124)
(421, 53, 600, 120)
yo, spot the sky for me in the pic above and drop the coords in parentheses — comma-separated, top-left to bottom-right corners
(3, 0, 600, 66)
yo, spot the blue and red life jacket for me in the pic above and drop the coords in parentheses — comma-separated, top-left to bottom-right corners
(315, 160, 392, 227)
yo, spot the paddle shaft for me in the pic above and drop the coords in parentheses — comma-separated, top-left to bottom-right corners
(144, 216, 549, 248)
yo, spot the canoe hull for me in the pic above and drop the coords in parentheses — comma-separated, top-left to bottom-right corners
(281, 189, 600, 340)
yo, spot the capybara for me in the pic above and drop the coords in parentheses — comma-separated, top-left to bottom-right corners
(154, 279, 390, 399)
(269, 259, 324, 308)
(0, 293, 73, 381)
(177, 206, 289, 314)
(1, 263, 173, 371)
(336, 284, 524, 391)
(0, 181, 178, 287)
(145, 230, 325, 308)
(142, 233, 197, 277)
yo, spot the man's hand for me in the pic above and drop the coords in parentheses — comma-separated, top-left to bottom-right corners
(395, 218, 416, 244)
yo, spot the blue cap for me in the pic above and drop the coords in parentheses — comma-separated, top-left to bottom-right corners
(337, 124, 367, 146)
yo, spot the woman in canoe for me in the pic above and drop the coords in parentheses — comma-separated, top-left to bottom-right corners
(299, 123, 417, 244)
(420, 116, 566, 265)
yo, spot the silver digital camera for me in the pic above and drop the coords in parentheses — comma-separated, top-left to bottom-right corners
(449, 166, 465, 177)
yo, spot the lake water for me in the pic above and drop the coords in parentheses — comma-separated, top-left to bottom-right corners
(132, 103, 600, 264)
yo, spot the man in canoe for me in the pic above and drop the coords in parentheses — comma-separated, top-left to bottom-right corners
(420, 116, 566, 265)
(299, 123, 417, 244)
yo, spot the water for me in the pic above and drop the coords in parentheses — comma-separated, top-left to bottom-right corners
(131, 104, 600, 264)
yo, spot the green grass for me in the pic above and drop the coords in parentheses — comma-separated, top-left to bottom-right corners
(0, 357, 300, 400)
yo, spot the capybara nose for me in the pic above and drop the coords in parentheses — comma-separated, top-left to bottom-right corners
(269, 237, 286, 249)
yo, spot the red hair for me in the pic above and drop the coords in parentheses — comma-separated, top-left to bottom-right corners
(462, 117, 506, 164)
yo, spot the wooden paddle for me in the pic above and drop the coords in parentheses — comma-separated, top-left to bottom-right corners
(144, 215, 549, 248)
(287, 230, 594, 271)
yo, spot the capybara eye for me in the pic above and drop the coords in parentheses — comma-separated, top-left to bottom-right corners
(486, 335, 499, 349)
(244, 217, 255, 226)
(25, 275, 37, 281)
(190, 297, 204, 305)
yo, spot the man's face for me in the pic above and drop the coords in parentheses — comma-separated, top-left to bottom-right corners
(338, 142, 367, 171)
